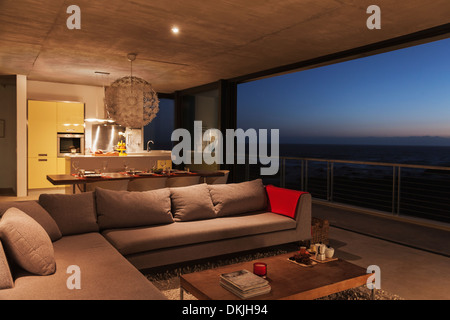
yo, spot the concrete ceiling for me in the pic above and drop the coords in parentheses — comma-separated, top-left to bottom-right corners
(1, 0, 449, 93)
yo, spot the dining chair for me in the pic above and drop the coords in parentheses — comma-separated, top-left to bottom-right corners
(166, 176, 201, 188)
(127, 177, 168, 191)
(84, 180, 129, 192)
(204, 170, 230, 184)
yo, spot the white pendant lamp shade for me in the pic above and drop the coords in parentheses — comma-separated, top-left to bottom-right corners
(104, 54, 160, 128)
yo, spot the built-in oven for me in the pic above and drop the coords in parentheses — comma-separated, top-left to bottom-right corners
(57, 133, 85, 157)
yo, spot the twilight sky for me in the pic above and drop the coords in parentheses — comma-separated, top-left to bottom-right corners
(237, 37, 450, 145)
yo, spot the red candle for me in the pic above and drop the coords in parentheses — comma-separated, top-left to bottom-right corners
(253, 262, 267, 277)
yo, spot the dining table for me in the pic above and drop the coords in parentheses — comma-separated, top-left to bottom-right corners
(46, 170, 225, 193)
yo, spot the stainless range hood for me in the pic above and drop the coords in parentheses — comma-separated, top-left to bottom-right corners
(91, 123, 126, 152)
(85, 71, 114, 124)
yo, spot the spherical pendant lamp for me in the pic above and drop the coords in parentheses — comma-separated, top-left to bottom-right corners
(104, 53, 159, 128)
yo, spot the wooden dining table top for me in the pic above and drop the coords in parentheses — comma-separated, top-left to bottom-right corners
(47, 170, 225, 185)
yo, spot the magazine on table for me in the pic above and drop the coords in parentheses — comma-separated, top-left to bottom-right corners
(219, 269, 271, 298)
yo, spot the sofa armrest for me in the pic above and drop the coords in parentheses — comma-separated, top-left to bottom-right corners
(294, 192, 312, 241)
(0, 239, 14, 290)
(265, 185, 312, 241)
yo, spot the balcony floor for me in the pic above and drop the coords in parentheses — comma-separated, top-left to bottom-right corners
(313, 201, 450, 300)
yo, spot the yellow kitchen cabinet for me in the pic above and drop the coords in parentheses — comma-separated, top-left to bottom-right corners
(57, 102, 85, 133)
(57, 157, 67, 174)
(28, 100, 57, 158)
(28, 157, 57, 189)
(28, 100, 84, 189)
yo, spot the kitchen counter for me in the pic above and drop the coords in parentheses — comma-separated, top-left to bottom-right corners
(65, 151, 172, 174)
(70, 150, 171, 158)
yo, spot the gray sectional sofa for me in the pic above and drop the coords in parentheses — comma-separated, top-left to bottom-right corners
(0, 179, 311, 300)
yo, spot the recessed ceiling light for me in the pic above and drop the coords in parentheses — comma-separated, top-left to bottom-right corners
(171, 26, 179, 34)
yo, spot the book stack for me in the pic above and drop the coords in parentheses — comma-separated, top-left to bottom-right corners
(220, 269, 271, 299)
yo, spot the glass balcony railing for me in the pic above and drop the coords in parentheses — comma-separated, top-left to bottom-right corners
(234, 155, 450, 224)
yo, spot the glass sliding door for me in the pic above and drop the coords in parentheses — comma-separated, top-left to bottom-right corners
(176, 86, 220, 171)
(143, 97, 175, 151)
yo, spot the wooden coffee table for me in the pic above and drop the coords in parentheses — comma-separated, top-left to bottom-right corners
(180, 252, 372, 300)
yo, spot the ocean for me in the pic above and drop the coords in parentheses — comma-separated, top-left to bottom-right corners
(278, 144, 450, 167)
(238, 144, 450, 224)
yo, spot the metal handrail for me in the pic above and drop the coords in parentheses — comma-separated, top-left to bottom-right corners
(240, 155, 450, 224)
(279, 156, 450, 171)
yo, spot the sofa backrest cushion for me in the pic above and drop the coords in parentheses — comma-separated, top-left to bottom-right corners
(208, 179, 267, 217)
(0, 201, 62, 242)
(96, 187, 174, 230)
(39, 192, 99, 236)
(170, 183, 216, 222)
(0, 240, 13, 289)
(0, 207, 56, 276)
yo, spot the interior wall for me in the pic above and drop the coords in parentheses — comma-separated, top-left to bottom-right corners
(16, 75, 27, 197)
(0, 76, 17, 194)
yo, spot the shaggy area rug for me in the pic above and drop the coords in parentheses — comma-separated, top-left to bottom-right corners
(144, 244, 403, 301)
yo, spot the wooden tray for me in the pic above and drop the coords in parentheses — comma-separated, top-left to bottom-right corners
(310, 257, 338, 264)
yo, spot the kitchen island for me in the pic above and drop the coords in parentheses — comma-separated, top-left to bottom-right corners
(64, 151, 173, 174)
(52, 151, 227, 193)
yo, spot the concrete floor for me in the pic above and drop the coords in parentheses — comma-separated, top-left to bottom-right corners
(329, 227, 450, 300)
(314, 202, 450, 300)
(0, 188, 66, 202)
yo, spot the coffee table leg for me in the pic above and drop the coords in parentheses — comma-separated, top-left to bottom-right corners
(371, 288, 375, 300)
(180, 287, 184, 300)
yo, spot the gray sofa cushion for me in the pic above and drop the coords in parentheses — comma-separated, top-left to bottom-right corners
(102, 211, 296, 256)
(0, 208, 56, 276)
(170, 183, 216, 222)
(0, 201, 62, 241)
(0, 233, 167, 300)
(39, 192, 98, 236)
(96, 188, 173, 230)
(208, 179, 267, 217)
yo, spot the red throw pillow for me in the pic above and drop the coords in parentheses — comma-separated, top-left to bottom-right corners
(265, 185, 308, 219)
